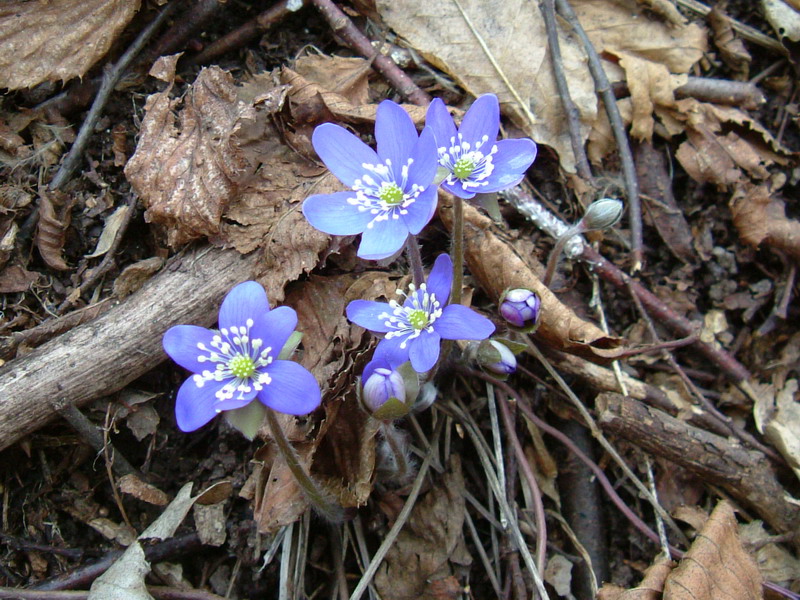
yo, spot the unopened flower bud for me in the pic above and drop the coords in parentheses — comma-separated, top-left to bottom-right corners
(363, 367, 406, 414)
(480, 340, 517, 375)
(500, 288, 541, 329)
(580, 198, 624, 232)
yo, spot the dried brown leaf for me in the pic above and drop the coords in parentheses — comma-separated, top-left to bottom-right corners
(125, 61, 256, 247)
(118, 474, 169, 506)
(86, 204, 132, 258)
(708, 5, 752, 78)
(374, 455, 470, 600)
(113, 257, 165, 298)
(36, 191, 74, 271)
(192, 502, 227, 546)
(294, 54, 371, 106)
(604, 554, 674, 600)
(0, 0, 140, 90)
(730, 182, 800, 261)
(663, 500, 762, 600)
(0, 264, 39, 294)
(441, 197, 625, 361)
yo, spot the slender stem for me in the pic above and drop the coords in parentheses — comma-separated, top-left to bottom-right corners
(451, 194, 464, 304)
(542, 223, 583, 287)
(265, 408, 344, 523)
(405, 235, 425, 287)
(380, 422, 410, 482)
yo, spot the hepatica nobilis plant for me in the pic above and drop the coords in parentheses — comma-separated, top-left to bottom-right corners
(163, 281, 321, 432)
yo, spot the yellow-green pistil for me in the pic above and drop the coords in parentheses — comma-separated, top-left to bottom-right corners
(407, 309, 428, 330)
(379, 182, 404, 206)
(453, 156, 476, 180)
(229, 355, 256, 378)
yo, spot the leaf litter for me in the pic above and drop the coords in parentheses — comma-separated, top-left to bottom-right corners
(0, 1, 799, 599)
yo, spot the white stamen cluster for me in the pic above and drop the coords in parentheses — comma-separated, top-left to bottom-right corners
(438, 133, 497, 190)
(379, 283, 443, 349)
(192, 317, 274, 407)
(347, 158, 423, 229)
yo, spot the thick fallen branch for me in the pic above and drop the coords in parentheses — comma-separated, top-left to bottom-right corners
(0, 246, 258, 452)
(596, 392, 800, 536)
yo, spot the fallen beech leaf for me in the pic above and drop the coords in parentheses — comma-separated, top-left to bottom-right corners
(663, 500, 762, 600)
(730, 182, 800, 261)
(294, 54, 371, 106)
(374, 455, 470, 600)
(125, 58, 256, 247)
(0, 264, 39, 294)
(440, 197, 625, 361)
(86, 204, 131, 258)
(0, 0, 140, 90)
(35, 191, 74, 271)
(113, 257, 165, 298)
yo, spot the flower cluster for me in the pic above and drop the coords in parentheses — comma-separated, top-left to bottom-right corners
(162, 282, 321, 432)
(303, 94, 537, 259)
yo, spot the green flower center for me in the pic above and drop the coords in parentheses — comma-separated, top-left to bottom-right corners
(229, 355, 256, 378)
(453, 156, 476, 180)
(379, 182, 404, 206)
(407, 309, 429, 330)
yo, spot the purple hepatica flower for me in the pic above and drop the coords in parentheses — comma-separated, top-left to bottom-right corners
(426, 94, 537, 199)
(162, 281, 321, 432)
(302, 100, 439, 260)
(347, 254, 496, 373)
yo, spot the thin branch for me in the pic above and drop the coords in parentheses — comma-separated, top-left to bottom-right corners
(554, 0, 642, 270)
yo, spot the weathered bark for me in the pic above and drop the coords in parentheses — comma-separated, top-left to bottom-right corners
(0, 246, 258, 451)
(596, 392, 800, 535)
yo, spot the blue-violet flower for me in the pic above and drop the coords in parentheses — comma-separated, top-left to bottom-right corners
(302, 100, 439, 260)
(347, 253, 495, 373)
(426, 94, 537, 199)
(500, 288, 541, 329)
(162, 281, 321, 432)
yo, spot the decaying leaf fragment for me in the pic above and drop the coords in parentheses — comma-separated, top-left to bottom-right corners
(0, 0, 140, 90)
(754, 378, 800, 482)
(35, 191, 75, 271)
(730, 182, 800, 261)
(663, 501, 762, 600)
(125, 56, 257, 247)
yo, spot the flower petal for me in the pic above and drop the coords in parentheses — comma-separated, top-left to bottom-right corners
(174, 377, 228, 432)
(406, 127, 438, 190)
(257, 360, 321, 415)
(375, 100, 418, 170)
(480, 138, 537, 193)
(313, 123, 379, 187)
(434, 304, 495, 340)
(375, 334, 411, 365)
(425, 98, 458, 150)
(357, 215, 409, 260)
(425, 253, 453, 306)
(346, 300, 394, 333)
(459, 94, 500, 147)
(302, 191, 375, 235)
(163, 325, 217, 373)
(401, 185, 438, 235)
(251, 305, 298, 357)
(219, 281, 270, 331)
(440, 178, 475, 199)
(408, 331, 441, 372)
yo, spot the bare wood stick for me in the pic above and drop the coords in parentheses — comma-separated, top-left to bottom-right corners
(0, 246, 258, 452)
(554, 0, 643, 270)
(540, 0, 594, 182)
(310, 0, 431, 106)
(596, 392, 800, 535)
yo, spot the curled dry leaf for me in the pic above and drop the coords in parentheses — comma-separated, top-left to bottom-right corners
(113, 257, 165, 298)
(708, 5, 752, 78)
(36, 191, 74, 271)
(118, 474, 169, 506)
(86, 204, 132, 258)
(125, 57, 256, 247)
(440, 196, 625, 361)
(730, 182, 800, 261)
(663, 501, 762, 600)
(374, 455, 470, 600)
(0, 0, 140, 90)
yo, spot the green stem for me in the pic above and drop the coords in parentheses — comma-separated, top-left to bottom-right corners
(542, 222, 584, 287)
(265, 408, 344, 523)
(451, 195, 464, 304)
(405, 235, 425, 287)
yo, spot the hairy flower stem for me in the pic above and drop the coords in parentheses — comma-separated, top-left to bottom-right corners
(265, 408, 344, 523)
(406, 235, 425, 287)
(451, 195, 464, 304)
(543, 222, 585, 287)
(380, 422, 411, 482)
